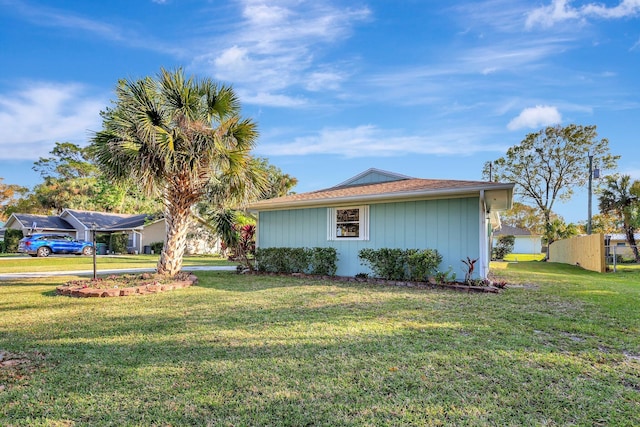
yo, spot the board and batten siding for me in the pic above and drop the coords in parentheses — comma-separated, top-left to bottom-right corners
(256, 196, 481, 277)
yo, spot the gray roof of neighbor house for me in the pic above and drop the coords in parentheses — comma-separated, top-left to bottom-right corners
(494, 225, 538, 237)
(606, 233, 640, 241)
(63, 209, 154, 231)
(249, 169, 514, 211)
(11, 214, 74, 230)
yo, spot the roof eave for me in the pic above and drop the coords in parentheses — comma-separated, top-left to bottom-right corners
(249, 183, 514, 212)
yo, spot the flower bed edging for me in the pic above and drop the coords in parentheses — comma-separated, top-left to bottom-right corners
(55, 274, 198, 298)
(246, 271, 503, 293)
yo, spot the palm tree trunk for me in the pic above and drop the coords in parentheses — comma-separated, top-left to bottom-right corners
(157, 201, 191, 276)
(625, 226, 640, 262)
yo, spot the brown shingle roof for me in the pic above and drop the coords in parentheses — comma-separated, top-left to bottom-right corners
(249, 177, 513, 210)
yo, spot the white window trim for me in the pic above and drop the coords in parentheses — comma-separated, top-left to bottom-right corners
(327, 205, 369, 241)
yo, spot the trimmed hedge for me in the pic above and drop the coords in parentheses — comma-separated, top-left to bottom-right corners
(255, 247, 338, 276)
(359, 248, 442, 281)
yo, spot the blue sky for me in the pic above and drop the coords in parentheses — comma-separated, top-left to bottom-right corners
(1, 0, 639, 223)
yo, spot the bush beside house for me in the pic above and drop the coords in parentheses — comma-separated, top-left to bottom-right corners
(1, 229, 23, 253)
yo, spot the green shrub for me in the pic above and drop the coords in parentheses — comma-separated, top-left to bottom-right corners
(255, 247, 338, 276)
(358, 248, 407, 280)
(359, 248, 442, 281)
(308, 247, 338, 276)
(95, 233, 110, 244)
(493, 235, 515, 260)
(150, 241, 164, 254)
(109, 233, 129, 254)
(407, 249, 443, 281)
(255, 248, 291, 273)
(2, 229, 24, 253)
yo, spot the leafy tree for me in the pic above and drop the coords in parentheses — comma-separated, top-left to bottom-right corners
(91, 68, 265, 276)
(598, 175, 640, 262)
(0, 178, 28, 221)
(498, 202, 547, 235)
(194, 157, 296, 264)
(493, 235, 515, 260)
(254, 157, 298, 199)
(544, 218, 579, 245)
(578, 212, 619, 235)
(5, 142, 162, 215)
(485, 124, 618, 245)
(33, 142, 96, 180)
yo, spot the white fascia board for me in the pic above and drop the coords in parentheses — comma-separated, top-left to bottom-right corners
(249, 184, 514, 212)
(103, 227, 145, 232)
(60, 209, 88, 230)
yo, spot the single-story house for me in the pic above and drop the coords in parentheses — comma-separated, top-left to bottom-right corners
(492, 224, 542, 254)
(248, 168, 514, 279)
(605, 233, 640, 258)
(2, 209, 165, 254)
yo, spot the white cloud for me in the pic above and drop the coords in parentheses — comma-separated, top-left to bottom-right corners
(194, 0, 371, 106)
(582, 0, 640, 18)
(0, 83, 104, 160)
(507, 105, 562, 130)
(526, 0, 640, 29)
(305, 71, 345, 91)
(256, 125, 507, 158)
(238, 91, 307, 108)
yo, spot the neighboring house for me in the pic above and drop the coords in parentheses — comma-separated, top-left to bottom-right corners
(0, 221, 4, 241)
(492, 225, 542, 255)
(3, 209, 164, 254)
(605, 233, 640, 258)
(248, 168, 514, 279)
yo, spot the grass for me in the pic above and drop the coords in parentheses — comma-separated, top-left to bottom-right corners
(0, 263, 639, 426)
(0, 254, 233, 274)
(501, 253, 546, 262)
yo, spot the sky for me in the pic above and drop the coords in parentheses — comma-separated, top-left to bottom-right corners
(1, 0, 639, 224)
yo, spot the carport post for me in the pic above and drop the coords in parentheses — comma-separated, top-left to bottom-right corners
(92, 223, 97, 280)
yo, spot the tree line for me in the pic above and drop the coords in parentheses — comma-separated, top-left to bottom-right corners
(486, 124, 639, 261)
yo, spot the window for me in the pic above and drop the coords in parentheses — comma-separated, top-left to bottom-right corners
(327, 206, 369, 241)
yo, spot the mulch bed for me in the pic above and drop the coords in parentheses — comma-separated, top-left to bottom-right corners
(55, 272, 198, 298)
(245, 271, 506, 293)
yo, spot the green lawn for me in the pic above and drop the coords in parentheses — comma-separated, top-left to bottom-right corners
(1, 263, 639, 426)
(0, 254, 234, 274)
(501, 253, 546, 262)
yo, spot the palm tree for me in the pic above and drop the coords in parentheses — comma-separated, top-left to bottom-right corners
(91, 68, 264, 276)
(598, 175, 640, 262)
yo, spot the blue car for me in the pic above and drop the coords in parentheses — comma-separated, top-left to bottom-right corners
(18, 233, 94, 257)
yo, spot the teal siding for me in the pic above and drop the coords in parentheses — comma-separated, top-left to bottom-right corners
(257, 197, 481, 277)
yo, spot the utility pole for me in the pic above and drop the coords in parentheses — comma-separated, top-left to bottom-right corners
(587, 154, 593, 235)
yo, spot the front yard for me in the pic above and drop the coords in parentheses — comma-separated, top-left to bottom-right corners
(0, 254, 233, 273)
(0, 262, 638, 425)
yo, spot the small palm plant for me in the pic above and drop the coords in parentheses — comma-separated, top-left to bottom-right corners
(461, 257, 478, 284)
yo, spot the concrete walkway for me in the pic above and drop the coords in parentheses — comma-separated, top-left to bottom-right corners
(0, 265, 237, 280)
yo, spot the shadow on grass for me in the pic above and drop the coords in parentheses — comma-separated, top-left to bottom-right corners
(2, 266, 639, 426)
(2, 303, 637, 426)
